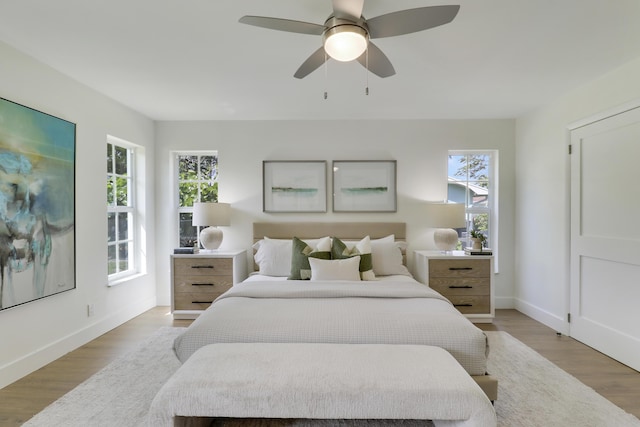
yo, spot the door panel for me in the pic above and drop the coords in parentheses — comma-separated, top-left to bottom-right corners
(570, 106, 640, 371)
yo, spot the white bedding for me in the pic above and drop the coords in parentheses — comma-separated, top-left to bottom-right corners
(173, 276, 489, 376)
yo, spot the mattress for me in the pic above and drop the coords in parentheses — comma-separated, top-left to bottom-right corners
(173, 276, 489, 376)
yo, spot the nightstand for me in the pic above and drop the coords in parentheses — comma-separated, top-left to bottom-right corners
(171, 249, 247, 319)
(414, 250, 494, 323)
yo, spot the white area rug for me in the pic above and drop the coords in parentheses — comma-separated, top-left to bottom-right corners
(22, 328, 640, 427)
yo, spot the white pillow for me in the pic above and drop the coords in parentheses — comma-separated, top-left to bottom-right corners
(332, 236, 375, 281)
(370, 236, 411, 276)
(309, 256, 362, 281)
(253, 238, 292, 276)
(253, 237, 325, 277)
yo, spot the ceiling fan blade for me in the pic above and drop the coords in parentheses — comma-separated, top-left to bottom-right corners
(367, 5, 460, 39)
(239, 16, 325, 35)
(294, 47, 328, 79)
(332, 0, 364, 20)
(356, 42, 395, 78)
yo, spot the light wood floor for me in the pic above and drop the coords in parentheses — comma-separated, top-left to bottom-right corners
(0, 308, 638, 426)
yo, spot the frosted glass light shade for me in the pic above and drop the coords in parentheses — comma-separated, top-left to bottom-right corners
(324, 25, 368, 62)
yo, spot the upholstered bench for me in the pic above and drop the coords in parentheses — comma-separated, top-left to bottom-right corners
(148, 343, 496, 427)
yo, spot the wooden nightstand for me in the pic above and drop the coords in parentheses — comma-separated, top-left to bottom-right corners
(414, 250, 494, 323)
(171, 250, 247, 319)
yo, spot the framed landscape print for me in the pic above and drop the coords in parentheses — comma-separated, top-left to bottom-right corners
(332, 160, 397, 212)
(263, 161, 327, 212)
(0, 97, 76, 311)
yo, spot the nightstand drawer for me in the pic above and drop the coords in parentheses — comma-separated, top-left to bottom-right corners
(171, 250, 248, 319)
(447, 295, 491, 314)
(173, 257, 233, 277)
(414, 251, 494, 323)
(174, 292, 221, 311)
(428, 259, 489, 278)
(173, 279, 233, 294)
(429, 278, 490, 296)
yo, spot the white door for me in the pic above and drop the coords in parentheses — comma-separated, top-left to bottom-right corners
(570, 106, 640, 371)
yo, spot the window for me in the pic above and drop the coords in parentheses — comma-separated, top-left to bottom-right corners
(107, 139, 136, 279)
(447, 151, 497, 251)
(176, 153, 219, 247)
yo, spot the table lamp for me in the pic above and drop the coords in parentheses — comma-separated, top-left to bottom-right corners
(192, 202, 231, 250)
(426, 203, 466, 252)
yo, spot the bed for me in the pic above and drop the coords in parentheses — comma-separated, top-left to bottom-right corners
(166, 222, 497, 425)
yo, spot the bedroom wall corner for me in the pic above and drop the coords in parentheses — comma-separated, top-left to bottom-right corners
(514, 55, 640, 333)
(0, 41, 157, 388)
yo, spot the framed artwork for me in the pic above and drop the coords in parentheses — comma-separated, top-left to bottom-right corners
(333, 160, 397, 212)
(263, 161, 327, 212)
(0, 97, 76, 311)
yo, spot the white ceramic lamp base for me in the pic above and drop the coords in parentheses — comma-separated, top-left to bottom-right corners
(434, 228, 459, 252)
(200, 226, 223, 250)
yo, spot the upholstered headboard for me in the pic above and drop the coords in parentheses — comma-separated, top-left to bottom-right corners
(252, 222, 406, 271)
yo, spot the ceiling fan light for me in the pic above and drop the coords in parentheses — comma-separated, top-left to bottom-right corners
(323, 25, 368, 62)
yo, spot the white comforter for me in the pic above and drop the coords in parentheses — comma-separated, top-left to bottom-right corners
(173, 277, 489, 376)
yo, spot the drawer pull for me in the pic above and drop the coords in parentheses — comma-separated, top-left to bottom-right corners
(192, 300, 214, 304)
(191, 265, 214, 269)
(449, 285, 473, 289)
(192, 283, 215, 286)
(449, 267, 473, 271)
(454, 303, 473, 307)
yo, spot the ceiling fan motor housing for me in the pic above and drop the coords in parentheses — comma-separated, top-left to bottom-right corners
(323, 16, 369, 62)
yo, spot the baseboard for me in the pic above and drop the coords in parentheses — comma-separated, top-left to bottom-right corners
(514, 298, 568, 334)
(0, 297, 156, 389)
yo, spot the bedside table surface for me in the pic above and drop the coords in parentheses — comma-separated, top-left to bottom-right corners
(171, 249, 246, 258)
(414, 250, 492, 259)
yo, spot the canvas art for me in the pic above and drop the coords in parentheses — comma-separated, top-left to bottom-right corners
(263, 161, 327, 212)
(0, 97, 76, 310)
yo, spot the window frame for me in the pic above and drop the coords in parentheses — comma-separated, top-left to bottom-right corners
(447, 150, 499, 265)
(107, 136, 138, 283)
(174, 151, 219, 248)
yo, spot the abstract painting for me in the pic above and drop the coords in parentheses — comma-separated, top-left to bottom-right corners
(263, 161, 327, 212)
(333, 160, 397, 212)
(0, 98, 76, 310)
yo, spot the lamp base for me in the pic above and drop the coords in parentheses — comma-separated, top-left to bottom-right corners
(200, 226, 223, 250)
(434, 228, 459, 252)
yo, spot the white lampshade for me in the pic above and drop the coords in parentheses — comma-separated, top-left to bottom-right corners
(323, 25, 368, 62)
(425, 203, 466, 252)
(192, 202, 231, 250)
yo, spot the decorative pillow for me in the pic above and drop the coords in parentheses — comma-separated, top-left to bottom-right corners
(253, 238, 293, 276)
(331, 236, 375, 280)
(253, 237, 324, 276)
(288, 236, 332, 280)
(370, 238, 411, 276)
(309, 256, 361, 281)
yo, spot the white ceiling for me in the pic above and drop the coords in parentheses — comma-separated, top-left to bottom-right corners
(1, 0, 639, 121)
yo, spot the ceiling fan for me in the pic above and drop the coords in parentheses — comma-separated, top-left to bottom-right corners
(239, 0, 460, 79)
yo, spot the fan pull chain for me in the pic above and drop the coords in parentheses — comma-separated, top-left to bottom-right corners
(324, 50, 328, 100)
(365, 47, 369, 96)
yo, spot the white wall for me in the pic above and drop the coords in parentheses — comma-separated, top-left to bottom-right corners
(154, 119, 517, 309)
(515, 56, 640, 333)
(0, 41, 157, 388)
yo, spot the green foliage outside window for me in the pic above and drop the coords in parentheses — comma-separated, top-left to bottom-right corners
(177, 153, 219, 247)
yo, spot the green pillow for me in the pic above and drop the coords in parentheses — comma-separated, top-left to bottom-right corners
(331, 236, 375, 280)
(288, 236, 331, 280)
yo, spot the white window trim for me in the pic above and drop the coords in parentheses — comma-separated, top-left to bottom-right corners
(172, 150, 219, 248)
(107, 135, 142, 285)
(449, 149, 499, 272)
